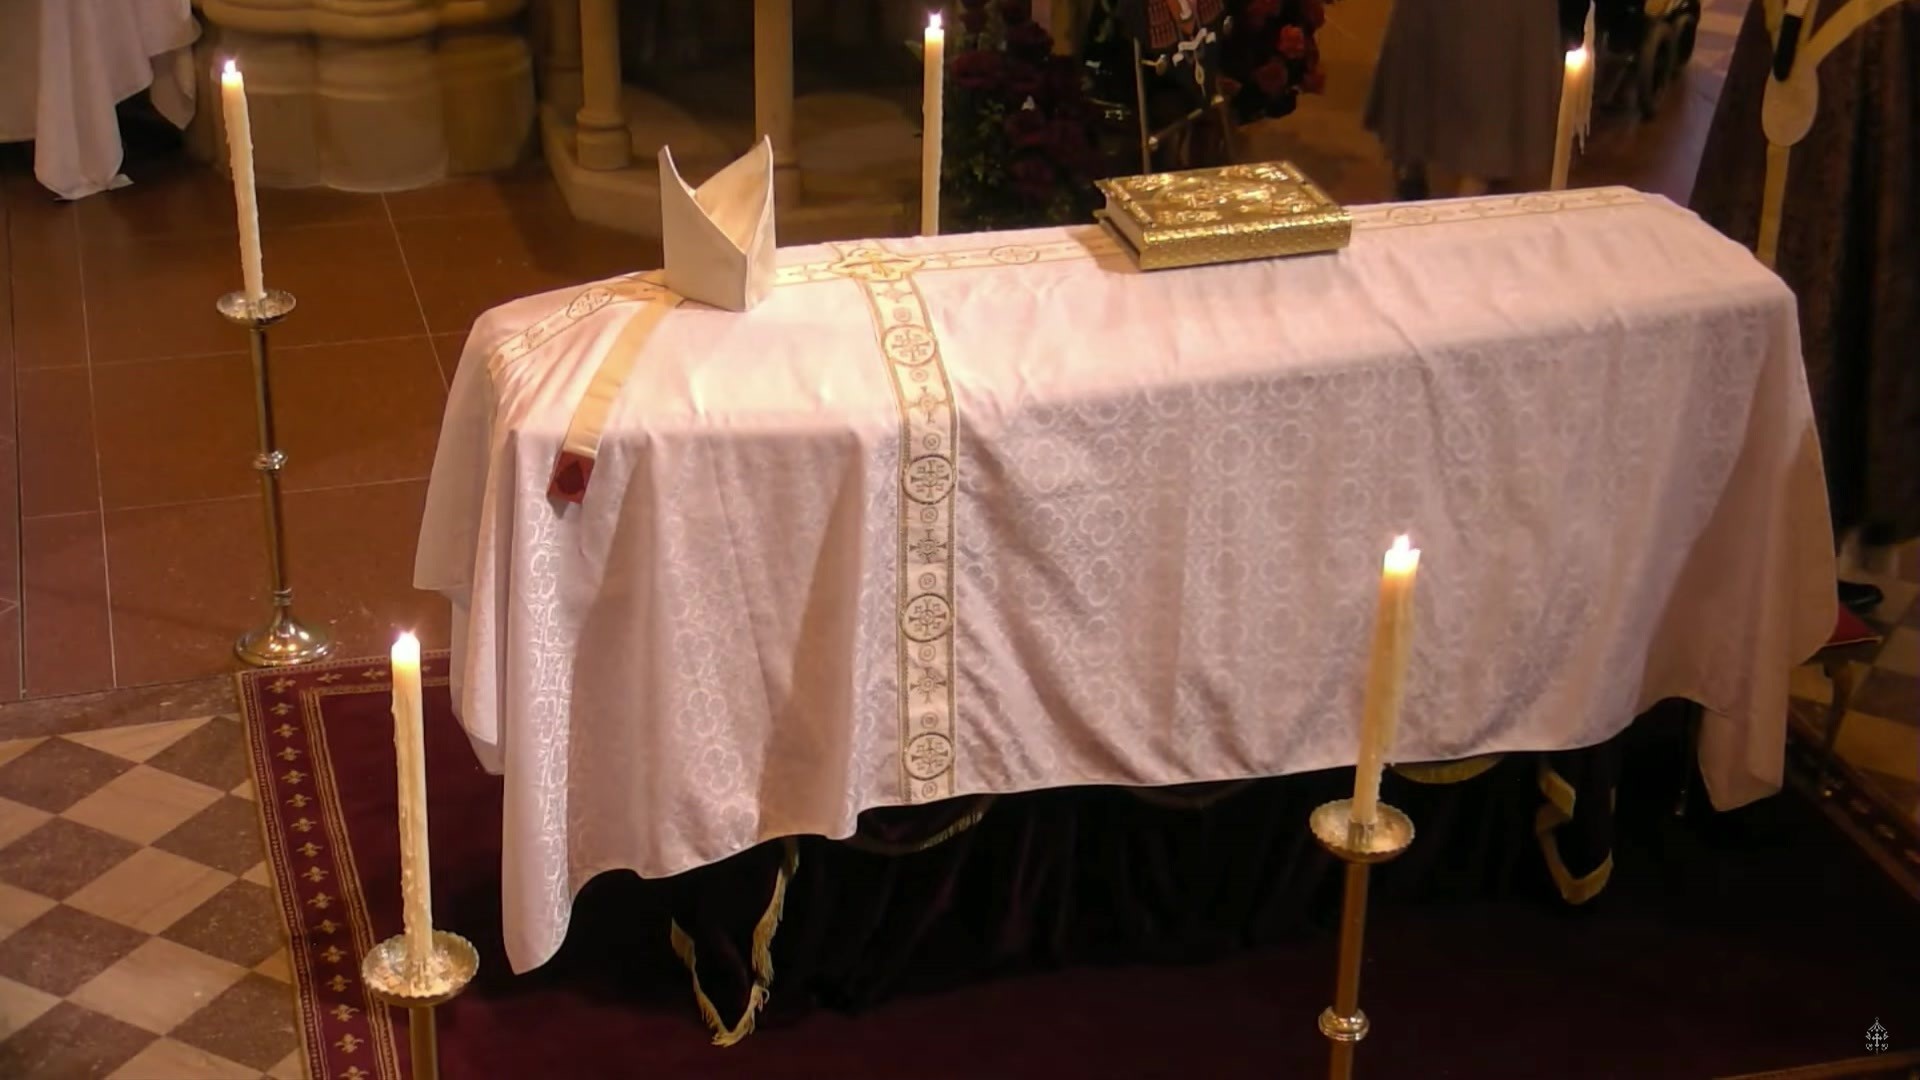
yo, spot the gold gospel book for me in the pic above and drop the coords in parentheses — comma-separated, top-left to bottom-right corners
(1095, 161, 1352, 270)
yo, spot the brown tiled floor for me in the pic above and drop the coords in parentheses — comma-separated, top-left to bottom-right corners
(1, 147, 661, 699)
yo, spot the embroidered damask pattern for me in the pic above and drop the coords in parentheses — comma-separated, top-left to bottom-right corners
(834, 243, 961, 802)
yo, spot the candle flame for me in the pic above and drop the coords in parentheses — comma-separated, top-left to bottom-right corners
(392, 632, 421, 665)
(223, 59, 239, 78)
(1565, 45, 1588, 68)
(1384, 534, 1420, 575)
(929, 12, 942, 31)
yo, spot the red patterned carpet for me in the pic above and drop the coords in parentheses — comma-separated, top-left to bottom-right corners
(240, 657, 1920, 1079)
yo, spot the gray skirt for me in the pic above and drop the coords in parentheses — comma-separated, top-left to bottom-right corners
(1364, 0, 1564, 182)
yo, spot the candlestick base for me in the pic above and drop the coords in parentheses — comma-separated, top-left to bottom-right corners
(216, 288, 296, 328)
(1310, 799, 1415, 862)
(235, 609, 332, 668)
(1312, 799, 1413, 1080)
(362, 931, 479, 1080)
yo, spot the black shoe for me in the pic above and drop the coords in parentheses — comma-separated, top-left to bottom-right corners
(1839, 580, 1884, 614)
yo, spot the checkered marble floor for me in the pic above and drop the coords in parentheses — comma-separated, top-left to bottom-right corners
(0, 683, 302, 1079)
(1790, 545, 1920, 825)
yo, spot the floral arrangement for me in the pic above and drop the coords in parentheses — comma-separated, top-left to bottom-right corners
(1218, 0, 1329, 123)
(931, 0, 1109, 231)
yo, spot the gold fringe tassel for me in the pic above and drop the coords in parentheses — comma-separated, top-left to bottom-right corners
(842, 796, 998, 856)
(1534, 762, 1613, 905)
(668, 837, 800, 1047)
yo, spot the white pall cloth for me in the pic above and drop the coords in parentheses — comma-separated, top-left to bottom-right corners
(0, 0, 198, 200)
(416, 188, 1835, 973)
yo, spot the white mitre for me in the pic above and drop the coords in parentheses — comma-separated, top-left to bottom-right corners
(660, 138, 776, 312)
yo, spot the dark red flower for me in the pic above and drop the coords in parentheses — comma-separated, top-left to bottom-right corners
(1002, 57, 1046, 99)
(1005, 107, 1049, 149)
(1008, 152, 1058, 204)
(1299, 0, 1327, 29)
(1276, 25, 1308, 59)
(1300, 63, 1326, 94)
(1253, 58, 1294, 96)
(1217, 74, 1243, 100)
(950, 50, 1003, 92)
(1004, 18, 1054, 61)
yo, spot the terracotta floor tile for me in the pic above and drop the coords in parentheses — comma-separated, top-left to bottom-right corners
(1853, 670, 1920, 728)
(107, 1038, 259, 1080)
(61, 765, 226, 846)
(62, 717, 213, 764)
(158, 880, 283, 968)
(92, 338, 445, 511)
(382, 162, 573, 221)
(0, 608, 18, 706)
(0, 973, 59, 1036)
(0, 906, 148, 996)
(0, 797, 51, 852)
(0, 737, 133, 814)
(65, 848, 236, 935)
(77, 158, 389, 247)
(145, 717, 248, 793)
(20, 513, 114, 697)
(16, 367, 99, 518)
(69, 937, 250, 1036)
(396, 210, 659, 334)
(7, 200, 87, 371)
(106, 482, 447, 687)
(0, 437, 19, 605)
(0, 1001, 153, 1079)
(168, 973, 300, 1071)
(0, 819, 138, 901)
(152, 797, 267, 877)
(0, 881, 56, 937)
(83, 221, 426, 365)
(0, 679, 234, 741)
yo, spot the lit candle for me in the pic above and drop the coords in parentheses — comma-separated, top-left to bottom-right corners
(218, 60, 266, 303)
(921, 13, 945, 236)
(390, 632, 434, 976)
(1350, 535, 1420, 827)
(1550, 8, 1594, 191)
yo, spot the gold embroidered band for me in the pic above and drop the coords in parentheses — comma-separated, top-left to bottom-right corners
(832, 243, 962, 803)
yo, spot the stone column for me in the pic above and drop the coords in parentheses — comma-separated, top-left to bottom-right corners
(543, 0, 584, 117)
(753, 0, 803, 206)
(575, 0, 630, 170)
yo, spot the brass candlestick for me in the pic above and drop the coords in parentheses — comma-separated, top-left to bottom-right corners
(217, 290, 331, 667)
(1310, 798, 1415, 1080)
(361, 930, 479, 1080)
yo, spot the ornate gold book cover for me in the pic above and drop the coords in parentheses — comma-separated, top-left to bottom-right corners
(1095, 161, 1352, 270)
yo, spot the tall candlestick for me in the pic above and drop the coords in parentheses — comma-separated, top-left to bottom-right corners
(921, 13, 945, 236)
(1350, 535, 1420, 827)
(219, 61, 266, 303)
(1550, 6, 1595, 191)
(391, 633, 434, 976)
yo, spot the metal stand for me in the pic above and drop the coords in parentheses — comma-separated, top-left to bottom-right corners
(1310, 798, 1415, 1080)
(361, 930, 479, 1080)
(216, 290, 331, 667)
